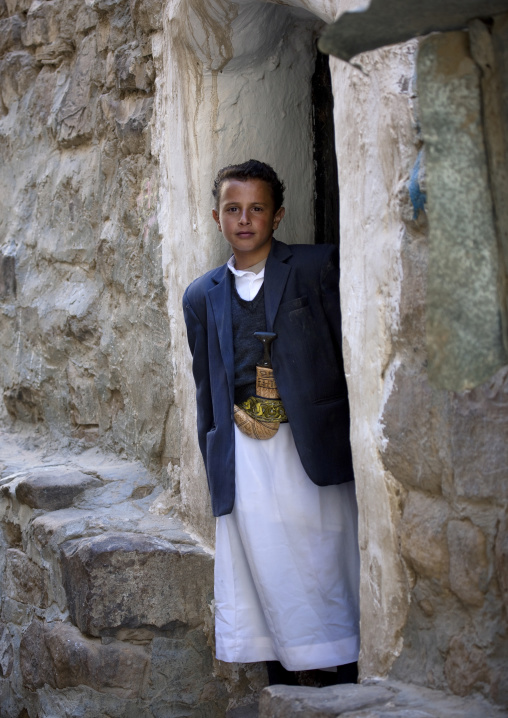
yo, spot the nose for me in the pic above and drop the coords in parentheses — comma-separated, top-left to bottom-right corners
(239, 208, 250, 225)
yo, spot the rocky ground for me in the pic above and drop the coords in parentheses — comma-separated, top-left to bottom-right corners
(0, 429, 264, 717)
(1, 430, 506, 717)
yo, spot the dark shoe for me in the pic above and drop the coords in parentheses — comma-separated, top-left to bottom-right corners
(297, 662, 358, 688)
(336, 661, 358, 685)
(266, 660, 299, 686)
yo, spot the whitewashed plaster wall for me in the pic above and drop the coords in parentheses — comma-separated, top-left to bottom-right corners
(331, 43, 420, 678)
(154, 0, 327, 544)
(154, 0, 418, 677)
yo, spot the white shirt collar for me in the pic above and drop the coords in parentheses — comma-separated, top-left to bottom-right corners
(227, 256, 266, 277)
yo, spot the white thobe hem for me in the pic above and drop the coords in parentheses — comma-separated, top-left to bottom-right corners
(214, 424, 360, 672)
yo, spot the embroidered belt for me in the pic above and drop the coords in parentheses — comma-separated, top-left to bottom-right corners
(233, 397, 287, 441)
(239, 396, 288, 424)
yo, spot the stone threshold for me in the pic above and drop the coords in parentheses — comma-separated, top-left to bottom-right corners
(258, 680, 508, 717)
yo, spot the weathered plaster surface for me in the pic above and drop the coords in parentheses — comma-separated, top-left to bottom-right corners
(330, 40, 420, 677)
(156, 0, 326, 542)
(155, 0, 373, 542)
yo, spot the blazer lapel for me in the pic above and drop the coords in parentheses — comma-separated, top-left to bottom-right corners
(264, 239, 292, 331)
(208, 265, 235, 404)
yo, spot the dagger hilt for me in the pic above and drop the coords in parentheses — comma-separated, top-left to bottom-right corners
(254, 332, 280, 399)
(254, 332, 277, 368)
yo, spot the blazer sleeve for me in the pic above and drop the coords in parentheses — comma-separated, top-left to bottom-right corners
(182, 289, 214, 466)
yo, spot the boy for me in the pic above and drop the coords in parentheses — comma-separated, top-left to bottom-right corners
(183, 160, 359, 685)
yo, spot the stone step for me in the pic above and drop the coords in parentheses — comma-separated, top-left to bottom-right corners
(60, 531, 213, 638)
(227, 705, 260, 718)
(258, 681, 508, 718)
(0, 433, 264, 717)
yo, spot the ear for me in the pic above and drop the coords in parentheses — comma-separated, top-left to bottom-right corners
(272, 206, 285, 230)
(212, 209, 221, 231)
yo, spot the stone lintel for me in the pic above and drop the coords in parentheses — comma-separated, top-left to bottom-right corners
(318, 0, 508, 61)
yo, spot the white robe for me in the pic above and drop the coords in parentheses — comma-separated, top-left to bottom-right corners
(214, 260, 360, 671)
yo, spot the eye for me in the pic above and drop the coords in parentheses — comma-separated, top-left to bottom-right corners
(227, 207, 238, 213)
(252, 206, 263, 212)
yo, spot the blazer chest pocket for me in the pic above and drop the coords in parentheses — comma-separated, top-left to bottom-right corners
(278, 296, 309, 314)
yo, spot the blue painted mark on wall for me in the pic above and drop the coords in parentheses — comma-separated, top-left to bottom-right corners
(408, 150, 426, 219)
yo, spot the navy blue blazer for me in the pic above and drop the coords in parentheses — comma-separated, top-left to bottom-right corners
(182, 238, 354, 516)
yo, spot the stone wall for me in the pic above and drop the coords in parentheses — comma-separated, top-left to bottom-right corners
(0, 0, 173, 469)
(332, 28, 508, 706)
(1, 0, 507, 713)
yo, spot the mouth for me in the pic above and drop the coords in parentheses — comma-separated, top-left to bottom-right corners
(236, 232, 254, 238)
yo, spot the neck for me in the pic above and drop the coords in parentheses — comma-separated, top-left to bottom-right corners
(233, 238, 272, 270)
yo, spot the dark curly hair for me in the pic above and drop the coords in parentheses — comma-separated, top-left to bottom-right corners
(212, 160, 285, 211)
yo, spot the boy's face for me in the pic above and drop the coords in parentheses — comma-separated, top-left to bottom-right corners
(212, 179, 285, 270)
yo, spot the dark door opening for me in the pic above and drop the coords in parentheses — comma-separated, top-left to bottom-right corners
(312, 47, 340, 247)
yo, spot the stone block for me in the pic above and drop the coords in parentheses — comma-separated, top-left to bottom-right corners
(15, 467, 101, 510)
(149, 629, 228, 715)
(75, 5, 98, 34)
(5, 0, 31, 14)
(60, 532, 213, 636)
(447, 520, 488, 606)
(450, 368, 508, 501)
(495, 512, 508, 610)
(258, 684, 394, 717)
(0, 15, 23, 55)
(56, 34, 98, 145)
(114, 42, 154, 91)
(46, 622, 150, 698)
(3, 385, 43, 423)
(22, 0, 59, 47)
(399, 492, 450, 582)
(444, 635, 490, 697)
(30, 503, 183, 551)
(20, 620, 149, 698)
(31, 508, 102, 549)
(3, 548, 48, 607)
(418, 32, 507, 390)
(101, 94, 153, 154)
(2, 520, 22, 547)
(19, 619, 53, 690)
(1, 597, 29, 625)
(35, 38, 74, 65)
(380, 366, 451, 495)
(67, 363, 100, 427)
(130, 0, 163, 32)
(0, 628, 13, 678)
(0, 51, 38, 110)
(260, 680, 508, 717)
